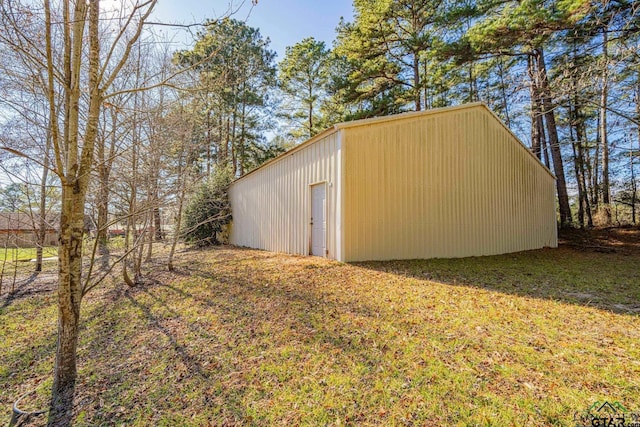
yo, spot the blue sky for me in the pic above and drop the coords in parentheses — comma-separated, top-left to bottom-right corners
(151, 0, 355, 60)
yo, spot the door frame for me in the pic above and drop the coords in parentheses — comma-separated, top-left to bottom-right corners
(309, 181, 328, 257)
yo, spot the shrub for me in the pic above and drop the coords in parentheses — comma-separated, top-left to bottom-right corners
(182, 167, 233, 246)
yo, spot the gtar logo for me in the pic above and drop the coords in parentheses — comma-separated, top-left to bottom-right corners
(574, 401, 637, 427)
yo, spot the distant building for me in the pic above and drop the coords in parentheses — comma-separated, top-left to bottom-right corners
(0, 212, 58, 248)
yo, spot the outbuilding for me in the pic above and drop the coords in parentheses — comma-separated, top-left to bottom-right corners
(0, 212, 58, 248)
(229, 102, 557, 262)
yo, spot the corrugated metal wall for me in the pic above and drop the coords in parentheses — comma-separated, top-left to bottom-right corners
(229, 131, 341, 258)
(341, 104, 557, 262)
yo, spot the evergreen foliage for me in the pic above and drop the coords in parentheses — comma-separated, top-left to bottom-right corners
(182, 167, 233, 247)
(174, 18, 278, 177)
(278, 37, 332, 141)
(325, 0, 640, 227)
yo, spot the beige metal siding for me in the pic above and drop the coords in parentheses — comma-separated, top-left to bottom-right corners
(342, 105, 557, 262)
(229, 131, 341, 258)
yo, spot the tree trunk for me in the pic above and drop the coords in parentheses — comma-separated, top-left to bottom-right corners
(541, 122, 551, 170)
(154, 208, 162, 241)
(36, 132, 51, 272)
(48, 0, 103, 421)
(124, 104, 139, 286)
(535, 48, 572, 228)
(168, 173, 186, 272)
(96, 107, 117, 253)
(527, 55, 542, 160)
(96, 165, 109, 253)
(224, 115, 230, 165)
(240, 82, 246, 176)
(630, 150, 637, 225)
(168, 115, 191, 271)
(40, 0, 154, 421)
(96, 172, 109, 251)
(49, 183, 84, 426)
(423, 59, 431, 110)
(574, 103, 594, 228)
(569, 106, 586, 228)
(570, 43, 593, 228)
(634, 78, 640, 224)
(217, 113, 224, 164)
(206, 108, 212, 176)
(600, 27, 611, 223)
(231, 107, 237, 176)
(308, 76, 314, 137)
(468, 61, 475, 103)
(137, 209, 150, 274)
(413, 52, 421, 111)
(591, 114, 600, 209)
(498, 57, 511, 128)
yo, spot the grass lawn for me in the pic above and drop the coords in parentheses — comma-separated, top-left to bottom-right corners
(0, 246, 58, 262)
(1, 229, 639, 425)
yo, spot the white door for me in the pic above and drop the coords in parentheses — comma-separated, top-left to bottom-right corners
(310, 184, 326, 257)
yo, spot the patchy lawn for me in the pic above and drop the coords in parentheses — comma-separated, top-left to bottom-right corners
(0, 246, 57, 262)
(1, 229, 639, 425)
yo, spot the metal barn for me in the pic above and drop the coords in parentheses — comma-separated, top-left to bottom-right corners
(229, 103, 558, 262)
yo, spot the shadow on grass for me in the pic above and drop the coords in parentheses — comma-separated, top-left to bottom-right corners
(162, 261, 421, 363)
(19, 238, 636, 425)
(124, 288, 212, 379)
(76, 261, 396, 423)
(75, 280, 254, 424)
(4, 257, 369, 424)
(127, 249, 640, 424)
(0, 272, 55, 310)
(353, 244, 640, 315)
(186, 232, 640, 315)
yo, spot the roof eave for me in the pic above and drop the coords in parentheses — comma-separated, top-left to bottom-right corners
(229, 125, 339, 187)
